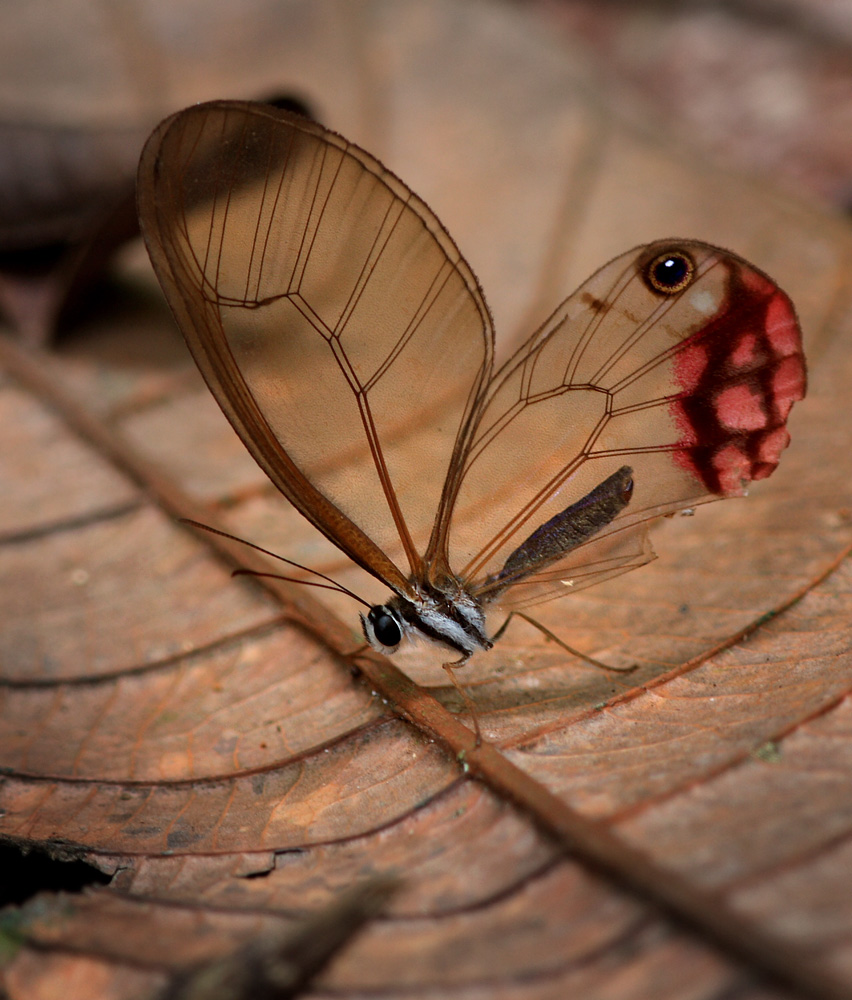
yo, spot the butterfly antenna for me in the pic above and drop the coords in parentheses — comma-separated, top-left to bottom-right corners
(180, 518, 372, 609)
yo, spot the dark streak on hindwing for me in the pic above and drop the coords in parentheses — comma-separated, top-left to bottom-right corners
(672, 272, 795, 495)
(484, 465, 634, 596)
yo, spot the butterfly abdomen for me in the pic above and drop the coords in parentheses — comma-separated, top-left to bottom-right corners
(486, 465, 635, 594)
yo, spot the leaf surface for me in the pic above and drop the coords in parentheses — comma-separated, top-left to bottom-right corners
(2, 2, 852, 999)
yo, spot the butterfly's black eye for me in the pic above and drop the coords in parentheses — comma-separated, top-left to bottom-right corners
(367, 606, 403, 649)
(644, 250, 695, 295)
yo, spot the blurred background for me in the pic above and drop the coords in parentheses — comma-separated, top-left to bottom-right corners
(1, 0, 850, 348)
(3, 8, 852, 995)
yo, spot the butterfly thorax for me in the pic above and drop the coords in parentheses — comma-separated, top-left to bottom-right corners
(360, 579, 491, 660)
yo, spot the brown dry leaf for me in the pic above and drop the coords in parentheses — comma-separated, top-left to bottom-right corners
(2, 2, 852, 999)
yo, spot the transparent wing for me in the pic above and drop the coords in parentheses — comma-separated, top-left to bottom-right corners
(485, 524, 657, 612)
(442, 239, 806, 608)
(137, 101, 493, 592)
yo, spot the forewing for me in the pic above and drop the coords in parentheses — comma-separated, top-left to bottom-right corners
(446, 239, 805, 606)
(137, 101, 493, 590)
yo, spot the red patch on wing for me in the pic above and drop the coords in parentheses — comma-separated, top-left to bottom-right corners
(670, 267, 805, 496)
(669, 399, 699, 446)
(674, 338, 709, 393)
(712, 443, 752, 495)
(765, 292, 802, 357)
(729, 331, 758, 368)
(756, 427, 792, 475)
(771, 355, 807, 421)
(716, 383, 767, 431)
(741, 268, 774, 295)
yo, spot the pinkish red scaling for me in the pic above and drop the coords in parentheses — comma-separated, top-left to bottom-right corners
(670, 274, 805, 497)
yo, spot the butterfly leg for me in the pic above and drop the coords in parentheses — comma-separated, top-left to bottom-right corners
(442, 657, 482, 746)
(493, 612, 637, 674)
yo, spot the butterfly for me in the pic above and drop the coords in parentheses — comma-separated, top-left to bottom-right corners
(137, 100, 806, 736)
